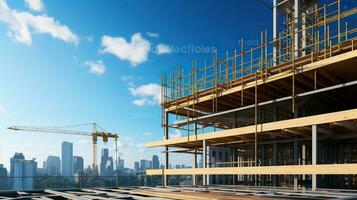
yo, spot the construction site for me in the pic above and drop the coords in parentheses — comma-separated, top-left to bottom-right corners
(145, 0, 357, 194)
(2, 0, 357, 199)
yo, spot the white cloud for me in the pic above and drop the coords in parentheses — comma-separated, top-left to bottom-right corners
(155, 44, 172, 55)
(144, 132, 152, 136)
(132, 98, 151, 106)
(100, 33, 151, 66)
(129, 83, 161, 106)
(146, 32, 159, 38)
(0, 0, 78, 45)
(83, 60, 106, 75)
(0, 104, 5, 115)
(25, 0, 44, 12)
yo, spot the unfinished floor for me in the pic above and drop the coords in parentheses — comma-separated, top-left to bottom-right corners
(2, 186, 357, 199)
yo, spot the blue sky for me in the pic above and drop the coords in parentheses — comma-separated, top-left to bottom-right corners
(0, 0, 273, 169)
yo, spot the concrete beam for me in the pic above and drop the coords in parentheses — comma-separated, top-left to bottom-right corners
(146, 108, 357, 148)
(146, 163, 357, 176)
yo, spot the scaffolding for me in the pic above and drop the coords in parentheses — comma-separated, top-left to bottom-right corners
(161, 0, 357, 112)
(151, 0, 357, 191)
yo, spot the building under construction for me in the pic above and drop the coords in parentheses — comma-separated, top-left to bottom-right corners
(146, 0, 357, 191)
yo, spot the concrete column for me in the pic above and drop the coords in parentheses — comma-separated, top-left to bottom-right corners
(203, 139, 208, 186)
(347, 143, 352, 188)
(272, 143, 278, 186)
(193, 150, 197, 186)
(302, 143, 306, 181)
(261, 145, 266, 186)
(193, 123, 198, 186)
(164, 112, 169, 187)
(293, 141, 298, 190)
(232, 148, 237, 185)
(312, 125, 317, 191)
(232, 115, 237, 185)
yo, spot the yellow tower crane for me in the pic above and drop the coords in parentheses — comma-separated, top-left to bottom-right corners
(8, 123, 119, 177)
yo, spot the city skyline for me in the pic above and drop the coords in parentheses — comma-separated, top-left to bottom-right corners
(0, 141, 161, 175)
(0, 142, 191, 190)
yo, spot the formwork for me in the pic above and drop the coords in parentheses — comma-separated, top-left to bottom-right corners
(146, 0, 357, 191)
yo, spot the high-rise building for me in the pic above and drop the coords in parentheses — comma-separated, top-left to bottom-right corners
(0, 164, 8, 190)
(152, 155, 159, 169)
(11, 153, 24, 191)
(46, 156, 61, 175)
(134, 161, 140, 172)
(100, 149, 114, 176)
(73, 156, 84, 173)
(107, 157, 114, 176)
(10, 153, 37, 191)
(100, 148, 109, 176)
(140, 160, 152, 171)
(23, 160, 36, 190)
(61, 142, 73, 177)
(118, 159, 124, 169)
(84, 165, 92, 175)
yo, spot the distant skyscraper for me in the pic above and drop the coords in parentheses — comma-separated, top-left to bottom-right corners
(134, 161, 140, 172)
(61, 142, 73, 177)
(107, 157, 114, 176)
(46, 156, 61, 175)
(100, 148, 109, 176)
(84, 165, 92, 175)
(152, 155, 159, 169)
(23, 160, 36, 190)
(0, 164, 8, 190)
(118, 159, 124, 169)
(73, 156, 84, 173)
(140, 160, 152, 171)
(10, 153, 37, 191)
(11, 153, 24, 191)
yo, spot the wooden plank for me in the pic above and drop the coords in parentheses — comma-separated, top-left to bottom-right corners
(111, 189, 215, 200)
(165, 50, 357, 112)
(146, 108, 357, 148)
(146, 163, 357, 175)
(44, 190, 89, 200)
